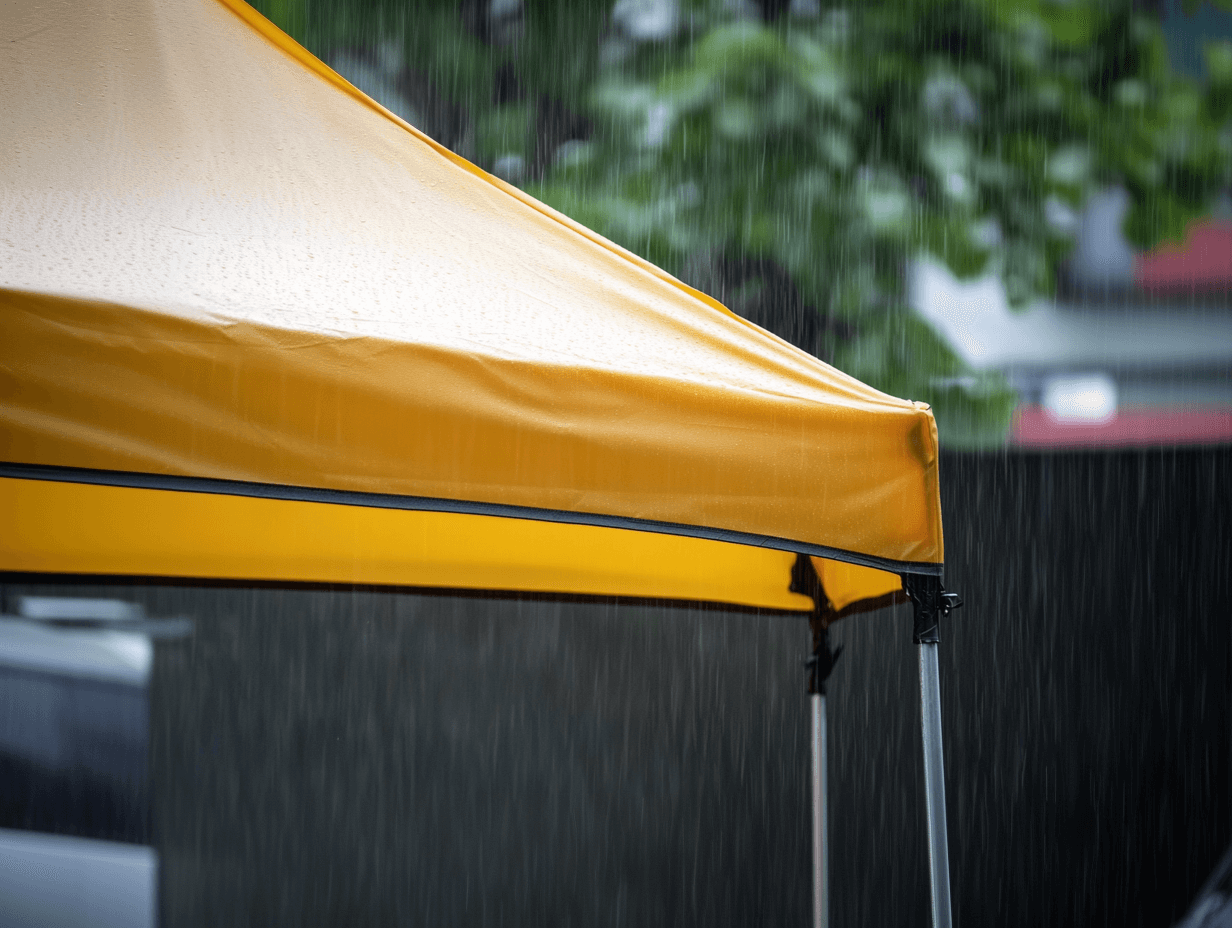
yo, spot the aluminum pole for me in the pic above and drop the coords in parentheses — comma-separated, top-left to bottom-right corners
(812, 692, 829, 928)
(917, 642, 952, 928)
(903, 573, 960, 928)
(804, 619, 840, 928)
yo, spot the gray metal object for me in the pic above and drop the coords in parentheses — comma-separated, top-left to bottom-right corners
(1174, 840, 1232, 928)
(812, 692, 829, 928)
(918, 642, 953, 928)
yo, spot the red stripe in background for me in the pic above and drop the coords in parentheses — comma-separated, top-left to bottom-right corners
(1134, 222, 1232, 293)
(1011, 406, 1232, 449)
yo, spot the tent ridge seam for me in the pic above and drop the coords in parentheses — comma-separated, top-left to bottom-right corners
(0, 462, 943, 577)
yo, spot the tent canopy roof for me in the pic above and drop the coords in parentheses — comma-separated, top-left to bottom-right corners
(1, 0, 941, 607)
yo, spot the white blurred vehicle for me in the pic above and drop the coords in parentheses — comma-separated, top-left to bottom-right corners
(0, 597, 188, 928)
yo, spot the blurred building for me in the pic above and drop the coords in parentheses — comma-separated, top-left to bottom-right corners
(913, 189, 1232, 448)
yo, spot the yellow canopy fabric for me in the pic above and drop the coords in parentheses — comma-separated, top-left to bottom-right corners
(0, 0, 938, 607)
(812, 558, 906, 618)
(0, 476, 818, 610)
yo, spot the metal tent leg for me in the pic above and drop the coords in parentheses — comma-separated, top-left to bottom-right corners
(917, 641, 951, 928)
(805, 624, 841, 928)
(904, 574, 961, 928)
(812, 692, 828, 928)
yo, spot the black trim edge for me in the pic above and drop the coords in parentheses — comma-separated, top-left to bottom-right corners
(0, 461, 943, 577)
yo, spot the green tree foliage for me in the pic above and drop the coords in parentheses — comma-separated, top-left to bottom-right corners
(259, 0, 1232, 446)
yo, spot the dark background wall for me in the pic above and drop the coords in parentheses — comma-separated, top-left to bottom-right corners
(146, 589, 812, 927)
(10, 448, 1226, 926)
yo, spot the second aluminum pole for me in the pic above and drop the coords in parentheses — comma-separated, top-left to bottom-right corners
(918, 642, 952, 928)
(904, 574, 960, 928)
(806, 622, 840, 928)
(812, 692, 828, 928)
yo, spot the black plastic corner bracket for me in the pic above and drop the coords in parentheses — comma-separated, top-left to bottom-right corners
(804, 623, 843, 696)
(903, 574, 962, 645)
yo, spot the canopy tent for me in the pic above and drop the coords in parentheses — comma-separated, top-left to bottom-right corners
(0, 0, 954, 925)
